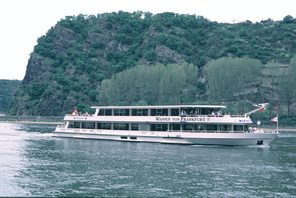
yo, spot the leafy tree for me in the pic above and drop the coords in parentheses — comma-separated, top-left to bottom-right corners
(99, 63, 199, 105)
(0, 80, 20, 113)
(205, 57, 262, 101)
(278, 56, 296, 116)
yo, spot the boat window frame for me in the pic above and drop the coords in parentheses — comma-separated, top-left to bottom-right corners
(113, 123, 129, 130)
(170, 123, 180, 131)
(98, 109, 112, 116)
(234, 125, 244, 132)
(170, 108, 180, 116)
(131, 123, 139, 130)
(151, 109, 168, 116)
(82, 122, 95, 129)
(131, 109, 148, 116)
(73, 122, 80, 128)
(114, 109, 130, 116)
(97, 122, 112, 129)
(150, 124, 168, 131)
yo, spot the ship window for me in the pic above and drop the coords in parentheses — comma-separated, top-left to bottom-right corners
(74, 122, 80, 128)
(183, 124, 196, 131)
(98, 110, 103, 115)
(150, 124, 156, 131)
(200, 108, 211, 115)
(97, 123, 101, 129)
(151, 109, 168, 116)
(131, 123, 139, 130)
(131, 109, 148, 116)
(181, 108, 198, 116)
(193, 108, 199, 115)
(206, 124, 217, 131)
(97, 123, 111, 129)
(156, 124, 162, 131)
(68, 122, 74, 128)
(220, 125, 231, 131)
(98, 109, 112, 116)
(114, 123, 129, 130)
(171, 108, 179, 116)
(103, 123, 112, 129)
(82, 122, 95, 129)
(114, 109, 119, 116)
(130, 136, 137, 140)
(114, 109, 129, 116)
(197, 124, 205, 131)
(162, 109, 168, 116)
(157, 109, 162, 116)
(170, 124, 180, 131)
(121, 136, 128, 139)
(105, 109, 112, 116)
(151, 109, 156, 116)
(143, 109, 148, 116)
(234, 125, 243, 131)
(150, 124, 168, 131)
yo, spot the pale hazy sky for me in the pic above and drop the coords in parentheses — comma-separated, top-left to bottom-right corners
(0, 0, 295, 80)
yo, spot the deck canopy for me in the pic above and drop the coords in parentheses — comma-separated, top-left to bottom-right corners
(91, 105, 226, 109)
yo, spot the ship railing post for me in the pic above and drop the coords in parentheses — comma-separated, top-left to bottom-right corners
(277, 114, 279, 134)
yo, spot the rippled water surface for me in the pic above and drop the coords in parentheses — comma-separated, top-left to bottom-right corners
(0, 122, 296, 197)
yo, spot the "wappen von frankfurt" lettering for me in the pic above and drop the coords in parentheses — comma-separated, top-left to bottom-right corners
(155, 117, 208, 122)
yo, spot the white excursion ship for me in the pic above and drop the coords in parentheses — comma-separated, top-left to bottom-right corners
(53, 104, 278, 146)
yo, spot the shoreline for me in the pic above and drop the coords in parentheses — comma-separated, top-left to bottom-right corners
(0, 120, 64, 125)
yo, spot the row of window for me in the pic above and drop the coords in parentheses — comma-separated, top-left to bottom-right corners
(68, 122, 248, 132)
(150, 124, 246, 131)
(97, 108, 221, 116)
(98, 108, 169, 116)
(69, 122, 140, 130)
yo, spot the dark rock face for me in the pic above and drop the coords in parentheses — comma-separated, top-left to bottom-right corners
(155, 45, 185, 64)
(23, 54, 48, 84)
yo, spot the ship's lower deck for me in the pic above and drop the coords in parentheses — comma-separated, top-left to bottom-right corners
(53, 127, 278, 146)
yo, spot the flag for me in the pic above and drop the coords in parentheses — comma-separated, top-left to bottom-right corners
(271, 116, 278, 122)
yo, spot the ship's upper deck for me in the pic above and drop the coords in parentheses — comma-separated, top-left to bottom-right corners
(91, 104, 226, 109)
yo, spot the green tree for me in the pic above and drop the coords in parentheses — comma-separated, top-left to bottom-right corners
(205, 57, 262, 101)
(99, 63, 199, 105)
(0, 80, 20, 113)
(278, 56, 296, 116)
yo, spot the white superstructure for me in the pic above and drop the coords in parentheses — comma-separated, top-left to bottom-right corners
(53, 104, 278, 146)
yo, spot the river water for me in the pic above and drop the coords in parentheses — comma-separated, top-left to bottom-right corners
(0, 122, 295, 197)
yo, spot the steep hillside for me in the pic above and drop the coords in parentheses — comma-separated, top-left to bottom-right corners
(0, 80, 20, 113)
(10, 12, 296, 115)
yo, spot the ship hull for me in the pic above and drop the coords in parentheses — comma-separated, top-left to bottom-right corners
(53, 128, 277, 146)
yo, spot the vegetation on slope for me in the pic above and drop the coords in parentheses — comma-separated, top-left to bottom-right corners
(0, 80, 20, 113)
(9, 12, 296, 118)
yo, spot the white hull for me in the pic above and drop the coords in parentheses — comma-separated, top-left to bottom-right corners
(53, 128, 277, 146)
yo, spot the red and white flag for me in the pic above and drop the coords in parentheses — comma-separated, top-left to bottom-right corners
(271, 116, 278, 122)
